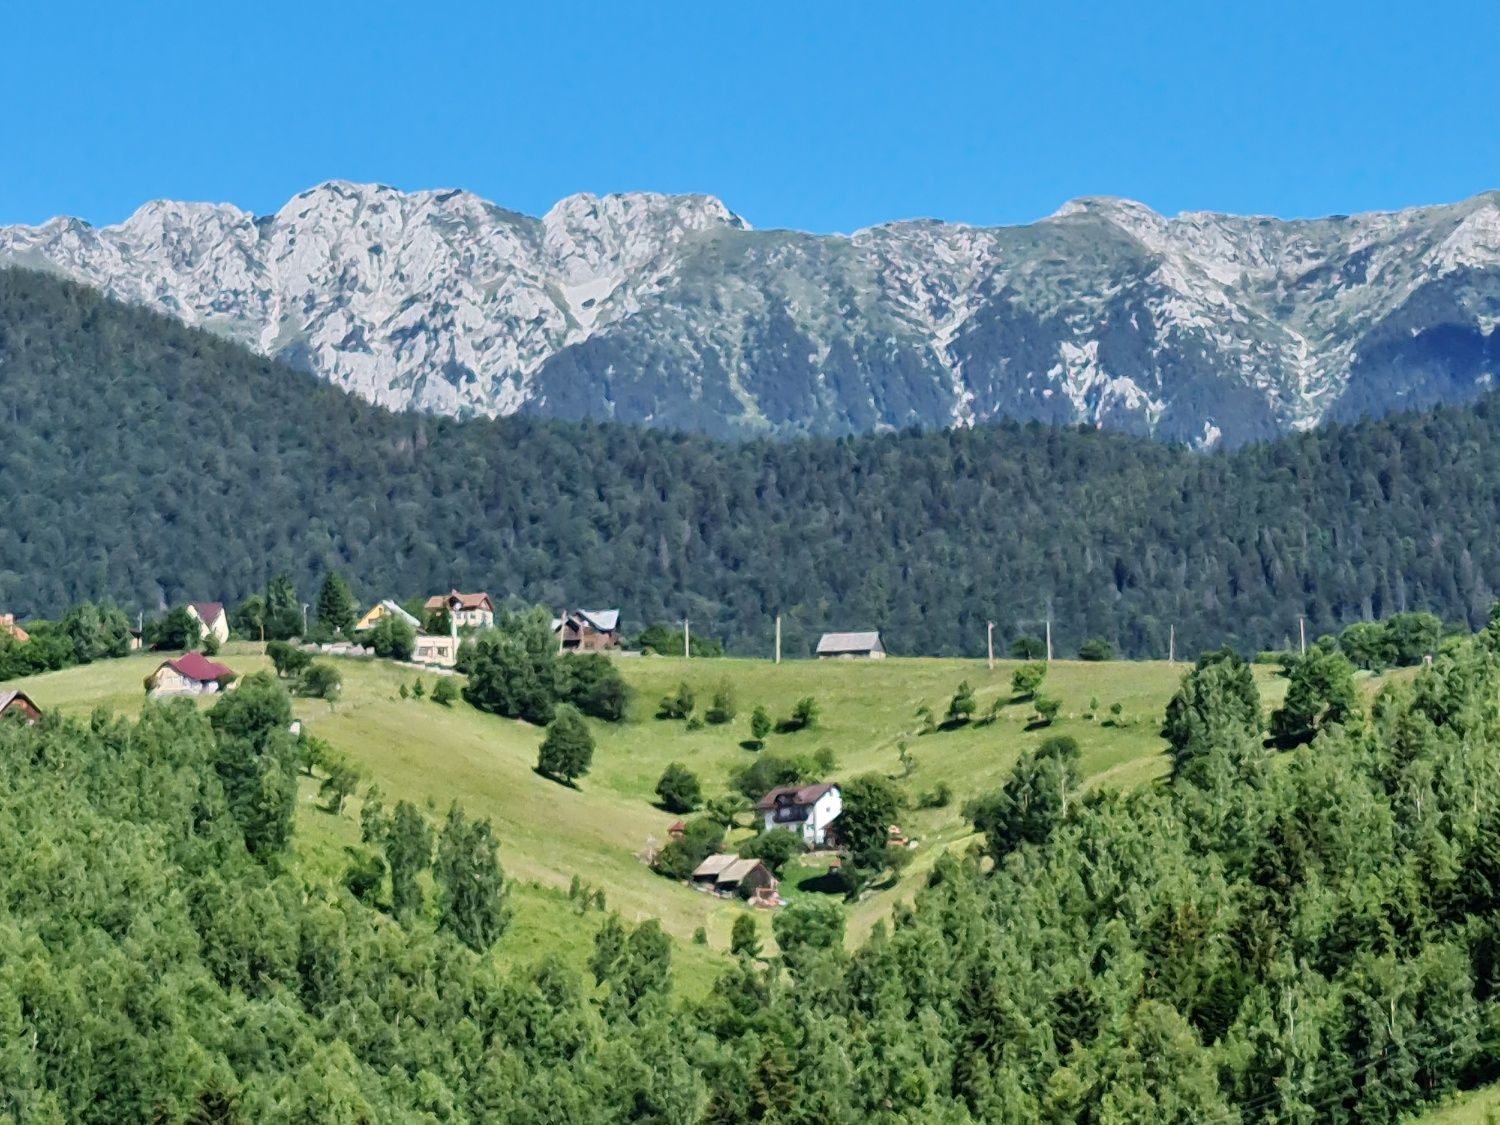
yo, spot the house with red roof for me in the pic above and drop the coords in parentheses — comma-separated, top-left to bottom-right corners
(0, 614, 30, 644)
(147, 652, 237, 697)
(424, 590, 494, 630)
(755, 782, 843, 847)
(186, 602, 230, 645)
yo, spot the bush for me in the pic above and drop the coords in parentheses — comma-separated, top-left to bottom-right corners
(267, 640, 313, 680)
(430, 677, 459, 706)
(748, 705, 772, 748)
(1011, 662, 1046, 700)
(738, 828, 804, 875)
(705, 679, 737, 724)
(1077, 638, 1113, 661)
(778, 697, 819, 732)
(299, 662, 342, 701)
(656, 682, 695, 721)
(1031, 696, 1060, 726)
(367, 615, 416, 661)
(342, 847, 385, 904)
(1009, 635, 1046, 660)
(557, 653, 629, 721)
(917, 782, 953, 809)
(730, 753, 814, 801)
(653, 817, 725, 879)
(655, 763, 703, 813)
(946, 680, 977, 723)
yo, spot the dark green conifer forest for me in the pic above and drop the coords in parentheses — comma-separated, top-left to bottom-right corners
(5, 267, 1500, 658)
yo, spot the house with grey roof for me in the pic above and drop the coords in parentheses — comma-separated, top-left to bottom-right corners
(816, 630, 885, 659)
(690, 853, 779, 900)
(552, 609, 622, 652)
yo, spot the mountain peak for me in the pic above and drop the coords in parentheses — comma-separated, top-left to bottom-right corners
(6, 185, 1500, 446)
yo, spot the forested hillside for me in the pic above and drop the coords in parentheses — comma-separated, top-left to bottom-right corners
(12, 594, 1500, 1119)
(4, 265, 1500, 657)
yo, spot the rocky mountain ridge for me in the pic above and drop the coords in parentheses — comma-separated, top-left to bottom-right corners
(5, 181, 1500, 444)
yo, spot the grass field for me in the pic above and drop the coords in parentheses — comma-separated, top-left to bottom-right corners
(1410, 1084, 1500, 1123)
(2, 645, 1396, 995)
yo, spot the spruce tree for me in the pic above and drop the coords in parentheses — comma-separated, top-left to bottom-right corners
(315, 572, 358, 635)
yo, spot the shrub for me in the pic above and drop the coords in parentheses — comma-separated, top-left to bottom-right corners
(748, 705, 772, 747)
(1011, 662, 1046, 700)
(730, 753, 813, 801)
(778, 697, 819, 732)
(299, 661, 343, 701)
(1077, 638, 1113, 661)
(656, 682, 695, 721)
(1009, 635, 1046, 660)
(653, 817, 725, 879)
(917, 782, 953, 809)
(946, 680, 977, 723)
(367, 615, 416, 661)
(1032, 696, 1060, 725)
(738, 828, 804, 875)
(556, 653, 629, 721)
(655, 763, 703, 813)
(267, 640, 312, 680)
(430, 677, 459, 706)
(705, 679, 737, 724)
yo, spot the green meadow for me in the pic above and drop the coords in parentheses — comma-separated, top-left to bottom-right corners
(5, 645, 1399, 994)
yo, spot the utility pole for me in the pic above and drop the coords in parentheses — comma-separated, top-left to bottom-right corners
(1298, 615, 1307, 656)
(682, 618, 690, 659)
(986, 621, 995, 670)
(301, 603, 309, 637)
(1168, 624, 1175, 665)
(558, 609, 566, 654)
(774, 615, 782, 665)
(1045, 618, 1053, 664)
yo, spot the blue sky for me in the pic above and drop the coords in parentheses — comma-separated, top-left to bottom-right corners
(6, 0, 1498, 232)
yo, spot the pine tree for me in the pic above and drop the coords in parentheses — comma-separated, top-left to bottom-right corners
(315, 572, 357, 635)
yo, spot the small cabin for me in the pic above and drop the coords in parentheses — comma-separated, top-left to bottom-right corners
(0, 690, 41, 724)
(690, 853, 779, 899)
(816, 631, 886, 659)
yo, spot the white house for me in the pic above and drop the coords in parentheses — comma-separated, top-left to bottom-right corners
(816, 631, 886, 659)
(424, 590, 495, 630)
(755, 782, 843, 847)
(412, 632, 458, 668)
(187, 602, 231, 645)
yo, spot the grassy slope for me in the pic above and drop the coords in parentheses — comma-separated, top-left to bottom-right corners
(6, 647, 1403, 998)
(1409, 1084, 1500, 1123)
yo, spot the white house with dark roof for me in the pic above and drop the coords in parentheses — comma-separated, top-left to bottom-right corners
(816, 631, 885, 659)
(755, 782, 843, 847)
